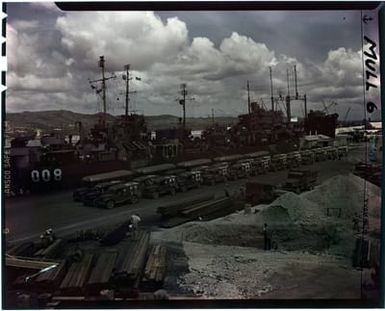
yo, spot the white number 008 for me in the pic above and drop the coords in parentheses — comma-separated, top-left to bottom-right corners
(31, 169, 62, 182)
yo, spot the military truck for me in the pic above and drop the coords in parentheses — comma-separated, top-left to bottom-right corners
(73, 170, 134, 201)
(282, 169, 318, 194)
(81, 180, 123, 206)
(337, 146, 348, 159)
(73, 180, 122, 202)
(133, 175, 159, 193)
(141, 175, 178, 199)
(176, 171, 202, 192)
(270, 154, 287, 171)
(228, 160, 252, 180)
(300, 150, 315, 165)
(286, 151, 302, 168)
(313, 148, 327, 162)
(324, 146, 338, 160)
(201, 163, 229, 185)
(94, 182, 141, 209)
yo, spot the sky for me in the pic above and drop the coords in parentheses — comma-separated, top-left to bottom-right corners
(6, 2, 382, 120)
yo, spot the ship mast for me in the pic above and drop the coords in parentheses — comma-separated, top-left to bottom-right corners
(125, 64, 130, 117)
(178, 83, 194, 129)
(247, 80, 251, 114)
(89, 56, 116, 124)
(269, 67, 274, 112)
(100, 56, 107, 121)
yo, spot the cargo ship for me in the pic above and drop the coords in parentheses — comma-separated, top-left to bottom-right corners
(6, 58, 341, 196)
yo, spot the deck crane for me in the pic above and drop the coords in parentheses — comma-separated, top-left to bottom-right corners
(343, 107, 352, 123)
(321, 100, 338, 114)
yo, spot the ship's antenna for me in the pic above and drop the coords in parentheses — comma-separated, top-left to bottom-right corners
(247, 80, 251, 114)
(269, 67, 274, 112)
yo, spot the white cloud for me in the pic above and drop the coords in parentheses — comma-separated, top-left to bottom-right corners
(56, 12, 189, 71)
(6, 9, 375, 121)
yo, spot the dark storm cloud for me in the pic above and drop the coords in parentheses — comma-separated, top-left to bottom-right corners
(6, 3, 381, 121)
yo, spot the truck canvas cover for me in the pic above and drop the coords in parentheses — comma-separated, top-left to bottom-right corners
(134, 164, 176, 175)
(82, 170, 134, 183)
(177, 159, 212, 168)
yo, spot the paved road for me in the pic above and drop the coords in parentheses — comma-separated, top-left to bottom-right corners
(5, 147, 363, 244)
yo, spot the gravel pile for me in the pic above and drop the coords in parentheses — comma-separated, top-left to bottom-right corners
(152, 174, 381, 298)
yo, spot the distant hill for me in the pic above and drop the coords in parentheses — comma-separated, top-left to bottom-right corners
(6, 110, 237, 133)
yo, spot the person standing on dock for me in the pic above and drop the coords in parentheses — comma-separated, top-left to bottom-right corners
(129, 214, 141, 239)
(263, 223, 271, 250)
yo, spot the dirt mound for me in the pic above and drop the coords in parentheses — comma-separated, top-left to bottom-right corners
(303, 174, 380, 219)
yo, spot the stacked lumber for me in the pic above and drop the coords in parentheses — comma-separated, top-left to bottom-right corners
(59, 254, 93, 295)
(142, 245, 167, 290)
(86, 251, 118, 294)
(34, 260, 67, 291)
(157, 194, 214, 218)
(34, 239, 65, 259)
(113, 231, 149, 287)
(161, 197, 235, 228)
(180, 197, 231, 218)
(6, 256, 59, 270)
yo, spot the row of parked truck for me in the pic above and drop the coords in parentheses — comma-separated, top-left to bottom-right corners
(72, 146, 349, 209)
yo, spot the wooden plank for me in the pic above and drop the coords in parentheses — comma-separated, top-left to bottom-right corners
(60, 254, 93, 294)
(157, 194, 214, 217)
(181, 197, 231, 217)
(87, 251, 117, 293)
(113, 231, 149, 285)
(6, 256, 59, 270)
(142, 245, 167, 289)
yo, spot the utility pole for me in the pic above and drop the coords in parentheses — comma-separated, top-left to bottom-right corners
(247, 80, 251, 114)
(269, 67, 274, 112)
(212, 108, 215, 124)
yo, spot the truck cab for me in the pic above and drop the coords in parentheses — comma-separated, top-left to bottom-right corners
(202, 163, 229, 185)
(270, 154, 287, 171)
(316, 148, 328, 162)
(141, 175, 178, 199)
(82, 180, 123, 206)
(286, 151, 302, 168)
(133, 175, 159, 192)
(228, 160, 251, 180)
(176, 171, 202, 192)
(324, 146, 338, 160)
(337, 146, 348, 159)
(300, 150, 315, 165)
(282, 169, 318, 194)
(94, 182, 141, 209)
